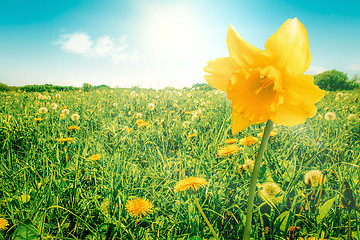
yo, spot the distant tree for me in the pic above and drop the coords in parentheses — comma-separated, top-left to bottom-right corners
(314, 70, 359, 91)
(0, 83, 10, 92)
(83, 83, 94, 92)
(192, 83, 215, 91)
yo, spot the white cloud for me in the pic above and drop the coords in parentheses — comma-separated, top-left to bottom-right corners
(345, 64, 360, 71)
(56, 32, 140, 62)
(306, 66, 327, 75)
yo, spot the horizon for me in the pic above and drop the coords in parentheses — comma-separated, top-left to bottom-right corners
(1, 0, 360, 89)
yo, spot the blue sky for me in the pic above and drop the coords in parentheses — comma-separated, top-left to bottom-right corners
(0, 0, 359, 89)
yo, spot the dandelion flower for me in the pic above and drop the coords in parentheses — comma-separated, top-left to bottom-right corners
(19, 194, 30, 203)
(188, 133, 197, 138)
(182, 121, 191, 128)
(55, 94, 61, 99)
(305, 170, 323, 187)
(203, 18, 325, 134)
(59, 114, 66, 120)
(87, 154, 101, 161)
(225, 138, 238, 144)
(130, 91, 136, 97)
(125, 197, 153, 218)
(259, 182, 283, 204)
(0, 218, 9, 230)
(324, 112, 336, 121)
(347, 114, 356, 120)
(136, 113, 143, 118)
(148, 103, 155, 111)
(169, 110, 175, 114)
(174, 177, 208, 193)
(135, 119, 145, 125)
(50, 103, 58, 110)
(34, 117, 42, 122)
(57, 137, 74, 142)
(139, 122, 149, 127)
(239, 136, 259, 146)
(39, 107, 48, 114)
(71, 113, 80, 121)
(217, 144, 240, 156)
(62, 109, 70, 115)
(68, 125, 80, 130)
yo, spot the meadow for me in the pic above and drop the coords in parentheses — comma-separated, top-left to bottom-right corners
(0, 87, 359, 240)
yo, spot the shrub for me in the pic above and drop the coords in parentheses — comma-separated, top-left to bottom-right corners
(314, 70, 359, 91)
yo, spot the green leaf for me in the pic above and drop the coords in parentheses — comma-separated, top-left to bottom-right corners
(12, 219, 39, 240)
(317, 197, 336, 222)
(273, 211, 290, 232)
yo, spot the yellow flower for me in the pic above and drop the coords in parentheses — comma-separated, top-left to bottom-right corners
(87, 154, 101, 161)
(0, 218, 9, 230)
(188, 133, 197, 138)
(125, 197, 153, 218)
(203, 18, 325, 134)
(34, 117, 42, 122)
(224, 138, 238, 144)
(174, 177, 208, 193)
(68, 125, 80, 130)
(19, 194, 30, 203)
(169, 110, 175, 114)
(217, 144, 240, 156)
(57, 137, 74, 142)
(239, 136, 259, 146)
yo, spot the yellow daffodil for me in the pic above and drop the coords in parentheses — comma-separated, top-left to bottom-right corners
(204, 18, 325, 134)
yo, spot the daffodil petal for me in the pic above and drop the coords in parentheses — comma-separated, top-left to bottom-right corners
(227, 25, 269, 69)
(283, 70, 326, 105)
(265, 18, 311, 73)
(271, 103, 317, 126)
(203, 57, 237, 92)
(231, 110, 254, 135)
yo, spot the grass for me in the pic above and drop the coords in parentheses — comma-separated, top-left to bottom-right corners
(0, 88, 359, 239)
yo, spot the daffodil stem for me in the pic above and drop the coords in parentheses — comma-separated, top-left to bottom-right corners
(194, 196, 219, 240)
(243, 120, 274, 240)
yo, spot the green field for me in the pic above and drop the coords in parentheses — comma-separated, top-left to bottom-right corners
(0, 88, 359, 239)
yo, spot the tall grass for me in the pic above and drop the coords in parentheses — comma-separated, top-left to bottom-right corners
(0, 89, 359, 239)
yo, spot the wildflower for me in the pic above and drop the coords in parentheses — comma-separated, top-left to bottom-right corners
(160, 106, 166, 110)
(148, 103, 155, 111)
(305, 170, 323, 187)
(324, 112, 336, 121)
(139, 122, 149, 127)
(125, 197, 153, 218)
(188, 133, 197, 138)
(225, 138, 238, 144)
(182, 121, 191, 128)
(0, 218, 9, 230)
(113, 102, 118, 107)
(239, 136, 259, 146)
(59, 114, 66, 120)
(136, 113, 143, 118)
(174, 177, 208, 193)
(19, 194, 30, 203)
(347, 114, 356, 120)
(336, 92, 344, 98)
(38, 107, 48, 114)
(100, 197, 111, 215)
(135, 119, 145, 125)
(350, 106, 356, 111)
(55, 93, 61, 99)
(68, 125, 80, 130)
(50, 103, 58, 110)
(71, 114, 80, 121)
(62, 109, 70, 115)
(259, 182, 283, 204)
(217, 144, 240, 156)
(130, 91, 136, 97)
(61, 106, 67, 109)
(323, 107, 329, 111)
(87, 154, 101, 161)
(57, 137, 74, 142)
(203, 18, 325, 134)
(170, 110, 175, 114)
(34, 117, 42, 122)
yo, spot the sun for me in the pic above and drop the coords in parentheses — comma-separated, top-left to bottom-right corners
(141, 4, 201, 57)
